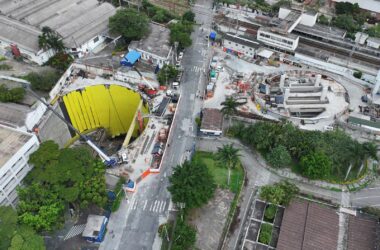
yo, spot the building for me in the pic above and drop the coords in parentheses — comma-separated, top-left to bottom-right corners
(257, 27, 300, 52)
(0, 125, 39, 207)
(355, 32, 369, 45)
(367, 37, 380, 49)
(200, 108, 223, 136)
(0, 0, 117, 64)
(82, 215, 108, 243)
(128, 22, 173, 68)
(330, 0, 380, 20)
(222, 33, 260, 59)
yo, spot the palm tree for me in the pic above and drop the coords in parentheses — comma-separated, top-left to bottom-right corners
(215, 143, 241, 185)
(221, 97, 239, 132)
(38, 26, 65, 53)
(363, 142, 378, 160)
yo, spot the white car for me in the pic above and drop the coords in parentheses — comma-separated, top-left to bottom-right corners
(178, 52, 184, 60)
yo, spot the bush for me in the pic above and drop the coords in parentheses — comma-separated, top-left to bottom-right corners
(46, 52, 73, 72)
(182, 11, 195, 23)
(24, 71, 60, 91)
(157, 65, 178, 85)
(267, 145, 292, 168)
(195, 117, 201, 127)
(0, 84, 25, 102)
(264, 204, 277, 221)
(260, 181, 299, 206)
(258, 223, 272, 245)
(0, 64, 12, 70)
(318, 14, 330, 25)
(353, 70, 362, 79)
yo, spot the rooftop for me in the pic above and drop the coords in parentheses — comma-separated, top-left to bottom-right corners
(200, 108, 223, 132)
(82, 215, 106, 238)
(129, 22, 172, 59)
(347, 214, 379, 250)
(0, 125, 32, 167)
(0, 0, 116, 51)
(224, 33, 260, 49)
(367, 36, 380, 44)
(0, 103, 30, 128)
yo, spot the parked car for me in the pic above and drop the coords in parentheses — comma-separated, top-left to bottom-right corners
(178, 52, 184, 60)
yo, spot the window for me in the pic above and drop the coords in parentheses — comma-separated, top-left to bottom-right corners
(242, 46, 245, 48)
(93, 36, 99, 43)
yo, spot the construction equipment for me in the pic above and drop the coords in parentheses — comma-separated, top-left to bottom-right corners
(0, 75, 117, 167)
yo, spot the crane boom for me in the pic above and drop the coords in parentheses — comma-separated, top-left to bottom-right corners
(133, 66, 155, 90)
(0, 75, 116, 166)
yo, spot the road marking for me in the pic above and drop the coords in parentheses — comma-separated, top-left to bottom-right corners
(64, 224, 86, 240)
(149, 201, 154, 211)
(352, 195, 380, 200)
(152, 200, 159, 212)
(133, 200, 138, 210)
(160, 201, 166, 212)
(143, 200, 148, 211)
(367, 187, 380, 190)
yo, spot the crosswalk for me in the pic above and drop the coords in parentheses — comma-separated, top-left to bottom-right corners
(130, 199, 168, 214)
(64, 224, 86, 240)
(191, 66, 205, 73)
(201, 49, 208, 57)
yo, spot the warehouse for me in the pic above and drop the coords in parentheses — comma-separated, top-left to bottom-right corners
(0, 0, 117, 64)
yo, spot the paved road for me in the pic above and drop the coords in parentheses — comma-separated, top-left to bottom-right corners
(100, 1, 214, 249)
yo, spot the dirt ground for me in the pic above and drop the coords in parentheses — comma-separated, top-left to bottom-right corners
(188, 188, 235, 250)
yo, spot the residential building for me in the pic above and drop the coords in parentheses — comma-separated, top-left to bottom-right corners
(0, 125, 39, 207)
(128, 22, 173, 68)
(257, 27, 300, 52)
(0, 0, 117, 64)
(200, 108, 223, 136)
(223, 33, 260, 58)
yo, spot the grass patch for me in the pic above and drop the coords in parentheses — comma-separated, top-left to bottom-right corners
(193, 151, 243, 193)
(258, 223, 273, 245)
(0, 56, 6, 62)
(264, 204, 277, 223)
(0, 64, 12, 70)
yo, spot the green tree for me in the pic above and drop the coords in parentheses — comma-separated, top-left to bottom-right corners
(171, 220, 197, 250)
(157, 64, 178, 85)
(300, 151, 332, 180)
(0, 84, 25, 103)
(335, 2, 360, 15)
(318, 14, 330, 25)
(260, 181, 299, 206)
(332, 14, 359, 33)
(363, 142, 378, 160)
(24, 70, 60, 91)
(353, 70, 362, 79)
(109, 9, 149, 41)
(38, 26, 65, 52)
(267, 145, 291, 168)
(168, 160, 216, 210)
(221, 97, 239, 130)
(0, 206, 45, 249)
(367, 24, 380, 38)
(182, 11, 195, 23)
(215, 143, 241, 185)
(169, 22, 193, 49)
(46, 52, 73, 72)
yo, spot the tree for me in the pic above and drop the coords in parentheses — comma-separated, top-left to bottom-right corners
(171, 220, 197, 250)
(169, 22, 193, 49)
(0, 206, 45, 250)
(24, 70, 60, 91)
(221, 97, 239, 130)
(38, 26, 65, 52)
(363, 142, 378, 160)
(318, 14, 330, 25)
(109, 9, 149, 41)
(168, 160, 216, 210)
(335, 2, 360, 15)
(46, 52, 73, 72)
(267, 145, 291, 168)
(260, 181, 299, 206)
(215, 144, 241, 185)
(0, 84, 25, 103)
(332, 14, 359, 33)
(157, 64, 178, 85)
(353, 70, 362, 79)
(367, 24, 380, 38)
(300, 151, 332, 180)
(182, 11, 195, 23)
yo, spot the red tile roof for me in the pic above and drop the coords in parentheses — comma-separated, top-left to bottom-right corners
(347, 215, 378, 250)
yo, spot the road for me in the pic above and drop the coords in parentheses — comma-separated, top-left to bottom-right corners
(100, 1, 214, 249)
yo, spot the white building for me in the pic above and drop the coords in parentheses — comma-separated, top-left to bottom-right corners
(367, 37, 380, 49)
(129, 23, 173, 68)
(0, 125, 39, 207)
(0, 0, 117, 64)
(355, 32, 369, 45)
(257, 27, 300, 52)
(223, 33, 260, 58)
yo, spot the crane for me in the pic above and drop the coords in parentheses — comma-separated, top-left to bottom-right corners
(0, 75, 117, 167)
(132, 66, 155, 90)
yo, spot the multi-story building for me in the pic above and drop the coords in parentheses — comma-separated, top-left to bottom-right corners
(223, 33, 260, 58)
(257, 27, 300, 52)
(0, 125, 39, 207)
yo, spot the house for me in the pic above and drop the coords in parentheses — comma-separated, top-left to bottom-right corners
(128, 22, 173, 68)
(200, 108, 223, 136)
(0, 0, 117, 64)
(367, 37, 380, 49)
(355, 32, 369, 45)
(82, 215, 108, 243)
(0, 125, 39, 207)
(223, 33, 260, 58)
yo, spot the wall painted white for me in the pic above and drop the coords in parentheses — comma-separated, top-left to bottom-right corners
(0, 40, 53, 65)
(257, 29, 299, 51)
(223, 38, 257, 57)
(300, 12, 318, 27)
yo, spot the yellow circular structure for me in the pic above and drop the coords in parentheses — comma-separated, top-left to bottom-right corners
(61, 84, 149, 144)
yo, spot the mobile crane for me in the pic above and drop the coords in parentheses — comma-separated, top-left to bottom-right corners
(0, 75, 117, 167)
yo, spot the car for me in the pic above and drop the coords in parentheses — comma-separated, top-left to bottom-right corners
(178, 52, 184, 60)
(172, 82, 179, 90)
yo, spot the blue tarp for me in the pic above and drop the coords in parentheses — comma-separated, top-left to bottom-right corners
(120, 50, 141, 66)
(209, 31, 217, 40)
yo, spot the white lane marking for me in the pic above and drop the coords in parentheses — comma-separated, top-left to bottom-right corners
(149, 201, 154, 211)
(159, 201, 166, 212)
(352, 195, 380, 200)
(143, 200, 148, 211)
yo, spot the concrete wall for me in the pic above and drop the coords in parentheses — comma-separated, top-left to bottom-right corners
(0, 40, 53, 65)
(223, 38, 256, 57)
(279, 8, 291, 19)
(367, 40, 380, 49)
(70, 35, 107, 58)
(300, 13, 318, 27)
(257, 29, 299, 51)
(132, 47, 173, 68)
(25, 101, 47, 131)
(0, 126, 39, 207)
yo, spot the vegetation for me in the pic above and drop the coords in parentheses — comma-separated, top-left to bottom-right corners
(159, 217, 196, 250)
(182, 10, 195, 23)
(142, 0, 178, 23)
(215, 144, 241, 185)
(264, 204, 277, 221)
(18, 141, 107, 231)
(24, 70, 60, 91)
(0, 206, 45, 250)
(111, 177, 126, 212)
(260, 181, 299, 206)
(353, 70, 363, 79)
(267, 145, 292, 168)
(258, 223, 272, 245)
(0, 84, 25, 103)
(193, 151, 243, 193)
(221, 97, 240, 129)
(318, 14, 330, 25)
(157, 64, 178, 85)
(169, 21, 193, 49)
(0, 63, 12, 70)
(46, 52, 73, 72)
(230, 122, 377, 181)
(109, 8, 149, 42)
(367, 24, 380, 38)
(168, 160, 216, 211)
